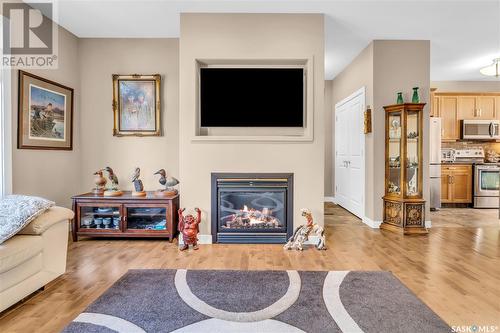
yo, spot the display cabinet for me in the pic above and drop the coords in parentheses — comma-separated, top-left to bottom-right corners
(382, 103, 427, 234)
(72, 192, 179, 241)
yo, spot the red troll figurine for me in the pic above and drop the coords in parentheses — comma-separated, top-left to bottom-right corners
(178, 208, 201, 251)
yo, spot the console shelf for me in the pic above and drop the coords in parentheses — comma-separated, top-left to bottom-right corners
(71, 191, 179, 242)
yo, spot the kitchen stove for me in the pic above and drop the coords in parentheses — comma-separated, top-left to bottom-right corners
(453, 147, 485, 164)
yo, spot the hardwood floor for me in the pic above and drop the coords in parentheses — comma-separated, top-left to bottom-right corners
(1, 204, 499, 332)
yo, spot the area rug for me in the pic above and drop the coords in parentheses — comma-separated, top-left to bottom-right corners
(63, 269, 450, 333)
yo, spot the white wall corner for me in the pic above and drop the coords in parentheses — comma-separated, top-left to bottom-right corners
(425, 220, 432, 228)
(178, 234, 213, 245)
(362, 216, 382, 228)
(324, 196, 336, 203)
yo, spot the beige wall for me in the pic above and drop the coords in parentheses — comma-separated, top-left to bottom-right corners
(78, 39, 179, 192)
(324, 80, 333, 196)
(432, 81, 500, 92)
(330, 43, 374, 211)
(373, 40, 431, 222)
(330, 41, 430, 223)
(10, 27, 80, 208)
(179, 13, 325, 235)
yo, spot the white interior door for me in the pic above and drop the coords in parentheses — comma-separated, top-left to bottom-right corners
(334, 88, 365, 218)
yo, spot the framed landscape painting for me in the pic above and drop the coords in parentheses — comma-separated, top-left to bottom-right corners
(112, 74, 161, 136)
(18, 71, 74, 150)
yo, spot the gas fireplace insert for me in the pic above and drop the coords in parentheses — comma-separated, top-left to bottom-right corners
(211, 173, 293, 243)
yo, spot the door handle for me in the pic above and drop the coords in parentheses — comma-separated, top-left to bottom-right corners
(489, 123, 493, 137)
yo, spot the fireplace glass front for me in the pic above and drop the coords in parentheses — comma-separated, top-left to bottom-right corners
(212, 174, 293, 244)
(219, 190, 286, 232)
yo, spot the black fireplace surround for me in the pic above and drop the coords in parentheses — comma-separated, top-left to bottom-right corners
(211, 173, 293, 244)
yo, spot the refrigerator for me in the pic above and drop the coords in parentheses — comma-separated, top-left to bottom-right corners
(430, 118, 442, 210)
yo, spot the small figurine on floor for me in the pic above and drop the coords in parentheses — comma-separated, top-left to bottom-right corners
(131, 167, 146, 197)
(103, 166, 123, 196)
(178, 208, 201, 251)
(284, 208, 326, 251)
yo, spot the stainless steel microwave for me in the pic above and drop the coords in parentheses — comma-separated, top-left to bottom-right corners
(462, 120, 500, 140)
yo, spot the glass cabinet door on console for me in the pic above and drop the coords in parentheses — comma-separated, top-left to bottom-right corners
(78, 204, 122, 231)
(124, 204, 170, 233)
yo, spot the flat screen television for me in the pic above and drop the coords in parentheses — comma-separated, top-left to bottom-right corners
(200, 67, 304, 127)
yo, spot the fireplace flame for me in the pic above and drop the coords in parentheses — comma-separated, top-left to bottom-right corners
(223, 205, 281, 229)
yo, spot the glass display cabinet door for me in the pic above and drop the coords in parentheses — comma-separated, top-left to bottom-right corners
(78, 204, 122, 231)
(124, 205, 169, 232)
(387, 112, 402, 196)
(406, 110, 420, 197)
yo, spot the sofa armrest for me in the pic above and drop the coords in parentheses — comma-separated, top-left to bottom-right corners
(17, 206, 74, 235)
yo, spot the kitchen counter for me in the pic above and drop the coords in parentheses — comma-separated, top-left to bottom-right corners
(440, 161, 475, 165)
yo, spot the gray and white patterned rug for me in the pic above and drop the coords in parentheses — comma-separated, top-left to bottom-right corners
(63, 269, 451, 333)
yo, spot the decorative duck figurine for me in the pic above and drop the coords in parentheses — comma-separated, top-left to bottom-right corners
(103, 167, 123, 196)
(92, 169, 107, 195)
(154, 169, 179, 196)
(131, 167, 146, 197)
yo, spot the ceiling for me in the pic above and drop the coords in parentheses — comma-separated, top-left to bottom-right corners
(34, 0, 500, 81)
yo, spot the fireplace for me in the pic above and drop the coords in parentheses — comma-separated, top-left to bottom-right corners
(211, 173, 293, 243)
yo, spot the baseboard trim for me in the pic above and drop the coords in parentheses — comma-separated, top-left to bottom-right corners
(362, 216, 382, 229)
(178, 234, 213, 245)
(425, 220, 432, 228)
(324, 196, 336, 203)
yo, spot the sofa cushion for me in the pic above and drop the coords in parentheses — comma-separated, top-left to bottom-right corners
(0, 195, 54, 244)
(0, 235, 43, 274)
(19, 207, 74, 235)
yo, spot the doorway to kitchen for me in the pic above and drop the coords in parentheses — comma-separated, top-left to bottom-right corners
(334, 87, 365, 218)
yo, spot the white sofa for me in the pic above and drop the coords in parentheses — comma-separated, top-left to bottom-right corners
(0, 206, 74, 312)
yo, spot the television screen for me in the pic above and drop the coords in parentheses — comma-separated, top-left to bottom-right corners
(200, 68, 304, 127)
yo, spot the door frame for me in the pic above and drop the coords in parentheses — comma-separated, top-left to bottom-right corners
(334, 87, 366, 219)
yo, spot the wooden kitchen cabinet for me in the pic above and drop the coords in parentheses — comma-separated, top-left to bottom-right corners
(477, 96, 496, 119)
(436, 92, 500, 141)
(430, 88, 439, 117)
(457, 96, 477, 119)
(458, 95, 496, 119)
(441, 165, 472, 203)
(440, 96, 459, 140)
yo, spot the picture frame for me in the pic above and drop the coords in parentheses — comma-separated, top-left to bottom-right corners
(18, 70, 74, 150)
(112, 74, 161, 136)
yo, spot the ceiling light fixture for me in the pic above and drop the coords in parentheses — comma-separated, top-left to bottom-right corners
(480, 58, 500, 77)
(480, 1, 500, 78)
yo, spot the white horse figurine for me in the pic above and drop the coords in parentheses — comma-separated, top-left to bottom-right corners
(284, 209, 326, 251)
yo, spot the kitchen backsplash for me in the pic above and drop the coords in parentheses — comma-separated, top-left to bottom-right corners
(442, 141, 500, 154)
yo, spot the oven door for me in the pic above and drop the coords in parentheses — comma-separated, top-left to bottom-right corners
(463, 120, 500, 140)
(475, 165, 500, 197)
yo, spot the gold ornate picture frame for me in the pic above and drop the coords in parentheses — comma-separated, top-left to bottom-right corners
(112, 74, 161, 136)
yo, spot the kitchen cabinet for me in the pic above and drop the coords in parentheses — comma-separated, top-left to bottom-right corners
(430, 88, 439, 117)
(458, 96, 496, 119)
(440, 96, 459, 140)
(477, 96, 496, 119)
(441, 165, 472, 203)
(436, 92, 500, 141)
(458, 96, 477, 119)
